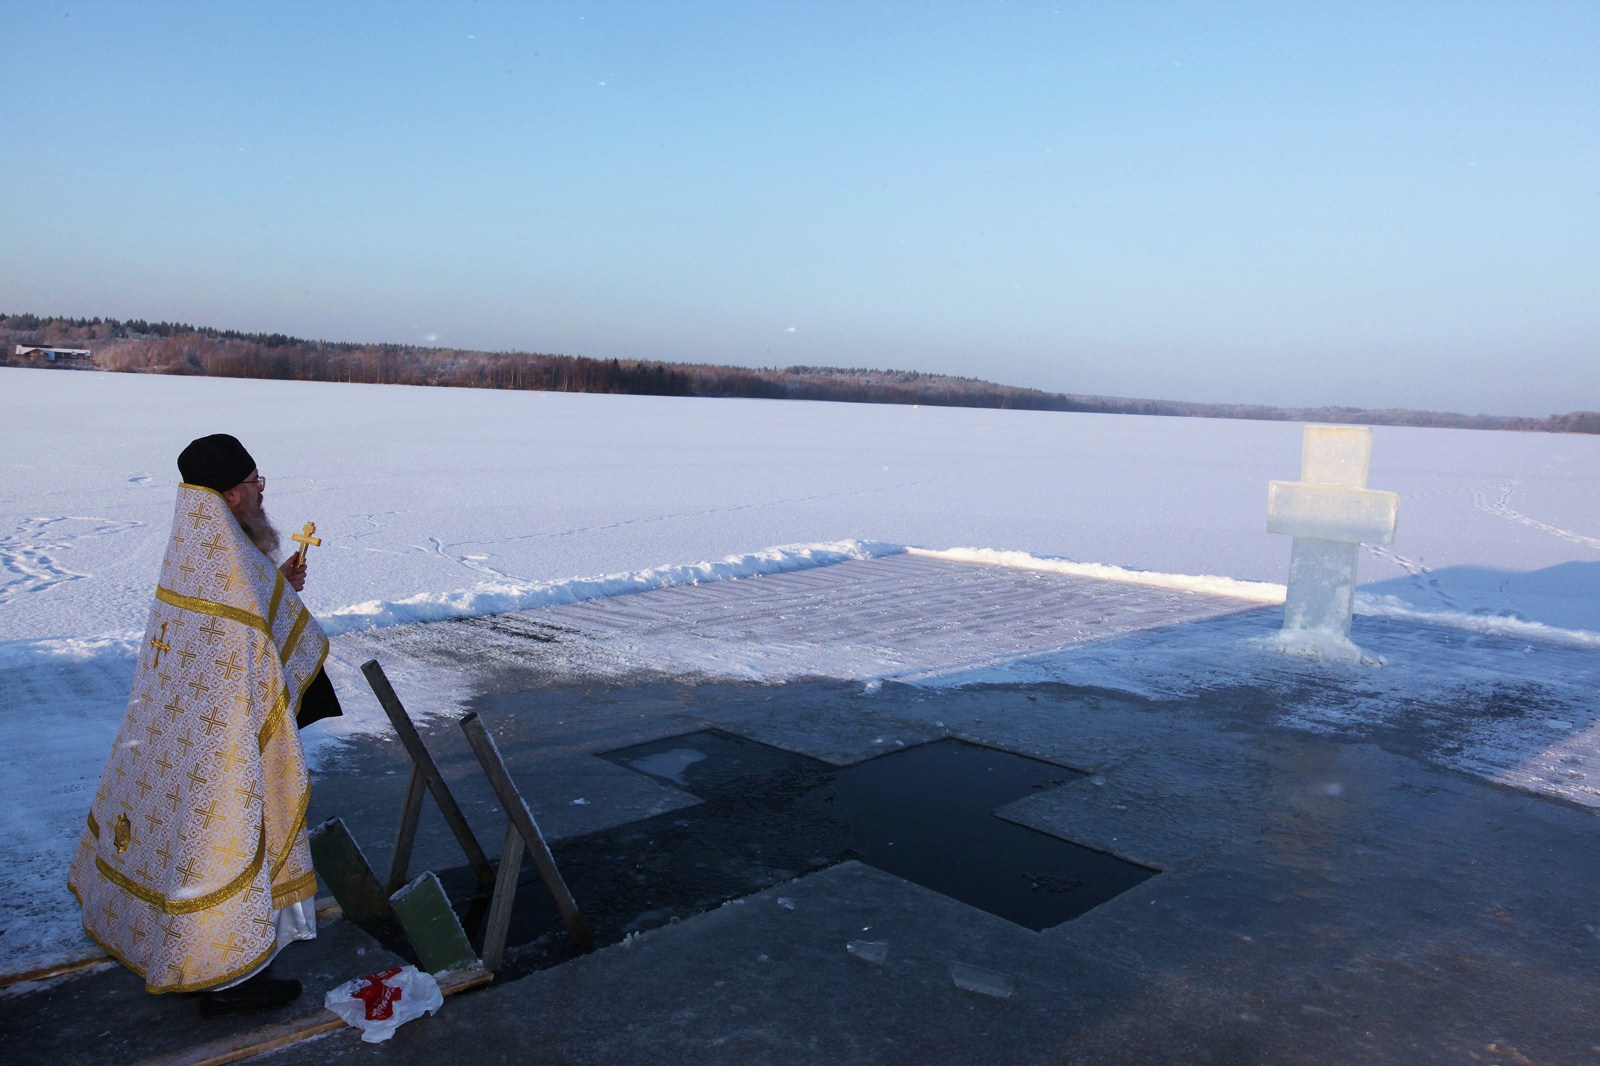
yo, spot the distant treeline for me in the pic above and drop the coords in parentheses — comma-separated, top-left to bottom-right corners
(3, 312, 1595, 434)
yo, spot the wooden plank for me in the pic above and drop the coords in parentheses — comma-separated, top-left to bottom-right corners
(0, 952, 112, 989)
(390, 872, 480, 975)
(308, 818, 390, 926)
(460, 712, 595, 952)
(480, 821, 525, 972)
(132, 966, 493, 1066)
(386, 763, 428, 894)
(360, 659, 495, 886)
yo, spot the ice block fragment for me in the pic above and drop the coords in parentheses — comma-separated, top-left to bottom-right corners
(951, 962, 1014, 998)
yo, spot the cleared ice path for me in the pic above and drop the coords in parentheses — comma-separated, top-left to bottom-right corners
(342, 552, 1261, 689)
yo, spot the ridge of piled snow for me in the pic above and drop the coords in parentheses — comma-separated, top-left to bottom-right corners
(321, 540, 905, 633)
(911, 546, 1286, 602)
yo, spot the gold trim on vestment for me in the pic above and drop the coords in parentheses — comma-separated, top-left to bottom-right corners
(260, 636, 329, 749)
(269, 797, 311, 882)
(266, 572, 286, 629)
(93, 825, 266, 915)
(273, 869, 318, 909)
(281, 607, 310, 670)
(259, 688, 291, 750)
(69, 878, 280, 994)
(155, 586, 270, 636)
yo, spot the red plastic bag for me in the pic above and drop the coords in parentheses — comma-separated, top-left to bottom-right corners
(324, 965, 444, 1043)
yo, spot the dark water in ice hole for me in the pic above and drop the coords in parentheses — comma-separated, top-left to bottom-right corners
(433, 730, 1157, 977)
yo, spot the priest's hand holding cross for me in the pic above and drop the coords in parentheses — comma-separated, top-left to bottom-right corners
(281, 521, 321, 592)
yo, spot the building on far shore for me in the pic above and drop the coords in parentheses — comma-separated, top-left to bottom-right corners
(13, 344, 93, 365)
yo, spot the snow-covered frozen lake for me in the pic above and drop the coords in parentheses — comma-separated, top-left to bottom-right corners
(5, 367, 1597, 645)
(2, 366, 1597, 974)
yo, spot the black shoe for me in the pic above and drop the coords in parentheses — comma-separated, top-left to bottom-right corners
(197, 973, 303, 1017)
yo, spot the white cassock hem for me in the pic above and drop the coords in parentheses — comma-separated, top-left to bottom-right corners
(214, 898, 318, 989)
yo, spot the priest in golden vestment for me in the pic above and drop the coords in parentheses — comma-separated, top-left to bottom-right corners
(69, 434, 341, 1015)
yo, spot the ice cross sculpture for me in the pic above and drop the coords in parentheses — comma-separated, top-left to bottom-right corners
(1267, 425, 1399, 641)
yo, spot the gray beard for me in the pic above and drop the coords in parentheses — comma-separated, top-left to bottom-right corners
(238, 503, 282, 558)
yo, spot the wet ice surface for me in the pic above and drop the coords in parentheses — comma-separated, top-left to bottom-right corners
(284, 559, 1600, 1009)
(332, 555, 1600, 810)
(283, 647, 1600, 1063)
(6, 552, 1599, 975)
(11, 576, 1600, 1063)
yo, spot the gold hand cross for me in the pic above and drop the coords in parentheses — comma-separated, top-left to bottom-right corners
(291, 522, 321, 567)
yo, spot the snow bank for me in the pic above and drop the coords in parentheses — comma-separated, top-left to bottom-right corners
(1354, 594, 1600, 649)
(918, 546, 1600, 650)
(911, 546, 1287, 603)
(321, 540, 904, 633)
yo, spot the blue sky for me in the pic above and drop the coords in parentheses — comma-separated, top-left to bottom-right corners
(3, 1, 1595, 416)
